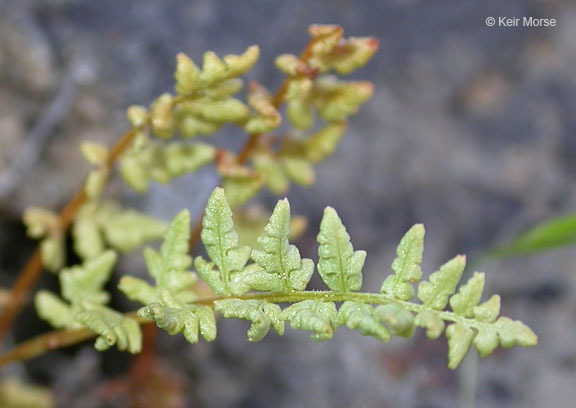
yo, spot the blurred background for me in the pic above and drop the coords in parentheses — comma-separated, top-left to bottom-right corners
(1, 0, 575, 407)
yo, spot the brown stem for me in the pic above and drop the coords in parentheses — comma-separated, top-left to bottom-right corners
(0, 129, 138, 344)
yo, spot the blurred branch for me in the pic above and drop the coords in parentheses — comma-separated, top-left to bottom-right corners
(0, 127, 138, 344)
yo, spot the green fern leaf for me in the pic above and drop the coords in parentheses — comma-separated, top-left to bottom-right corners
(253, 153, 290, 194)
(374, 304, 415, 338)
(75, 302, 142, 353)
(60, 251, 117, 305)
(119, 210, 197, 305)
(446, 323, 474, 369)
(279, 300, 336, 341)
(414, 310, 445, 340)
(304, 122, 347, 163)
(251, 199, 314, 292)
(280, 156, 315, 187)
(417, 255, 466, 309)
(139, 290, 216, 343)
(336, 301, 389, 342)
(473, 294, 500, 323)
(160, 210, 192, 271)
(240, 264, 283, 292)
(195, 188, 251, 295)
(317, 207, 366, 292)
(73, 202, 167, 260)
(101, 210, 167, 253)
(117, 276, 158, 305)
(214, 299, 284, 342)
(222, 174, 264, 208)
(380, 224, 424, 300)
(34, 291, 78, 330)
(449, 272, 485, 317)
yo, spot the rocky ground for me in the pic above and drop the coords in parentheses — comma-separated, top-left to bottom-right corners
(1, 0, 576, 407)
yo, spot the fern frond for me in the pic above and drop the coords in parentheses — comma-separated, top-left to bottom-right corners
(119, 209, 197, 305)
(194, 187, 251, 295)
(317, 207, 366, 292)
(214, 299, 283, 342)
(379, 224, 425, 301)
(75, 302, 142, 353)
(279, 300, 337, 341)
(251, 199, 314, 292)
(138, 290, 216, 344)
(34, 251, 143, 353)
(113, 188, 537, 368)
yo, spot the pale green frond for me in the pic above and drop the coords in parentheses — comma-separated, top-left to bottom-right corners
(60, 251, 117, 304)
(374, 304, 415, 338)
(253, 153, 290, 194)
(308, 36, 378, 75)
(380, 224, 425, 300)
(238, 264, 283, 292)
(163, 143, 216, 178)
(39, 238, 65, 273)
(0, 378, 54, 408)
(336, 301, 389, 342)
(494, 317, 538, 348)
(72, 217, 105, 260)
(126, 105, 148, 128)
(222, 174, 264, 208)
(473, 295, 501, 323)
(222, 45, 260, 80)
(317, 207, 366, 292)
(304, 122, 347, 163)
(122, 210, 197, 306)
(118, 276, 159, 305)
(179, 98, 249, 124)
(312, 77, 373, 122)
(149, 93, 174, 139)
(275, 54, 307, 76)
(414, 310, 445, 340)
(175, 53, 201, 95)
(159, 210, 192, 272)
(101, 211, 167, 253)
(23, 207, 64, 273)
(449, 272, 485, 317)
(446, 323, 474, 369)
(139, 301, 216, 344)
(196, 188, 252, 295)
(280, 156, 315, 187)
(279, 300, 337, 341)
(75, 302, 142, 354)
(251, 199, 314, 292)
(34, 291, 78, 330)
(214, 299, 284, 342)
(417, 255, 466, 309)
(73, 201, 166, 260)
(244, 82, 282, 134)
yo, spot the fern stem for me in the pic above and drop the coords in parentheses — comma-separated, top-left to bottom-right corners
(0, 129, 139, 344)
(0, 290, 488, 368)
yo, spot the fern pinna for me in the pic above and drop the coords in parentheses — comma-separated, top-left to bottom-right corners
(115, 187, 537, 369)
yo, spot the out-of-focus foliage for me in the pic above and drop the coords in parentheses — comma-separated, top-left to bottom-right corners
(35, 251, 142, 353)
(490, 212, 576, 257)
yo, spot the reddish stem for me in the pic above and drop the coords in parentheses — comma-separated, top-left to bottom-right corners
(0, 129, 137, 344)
